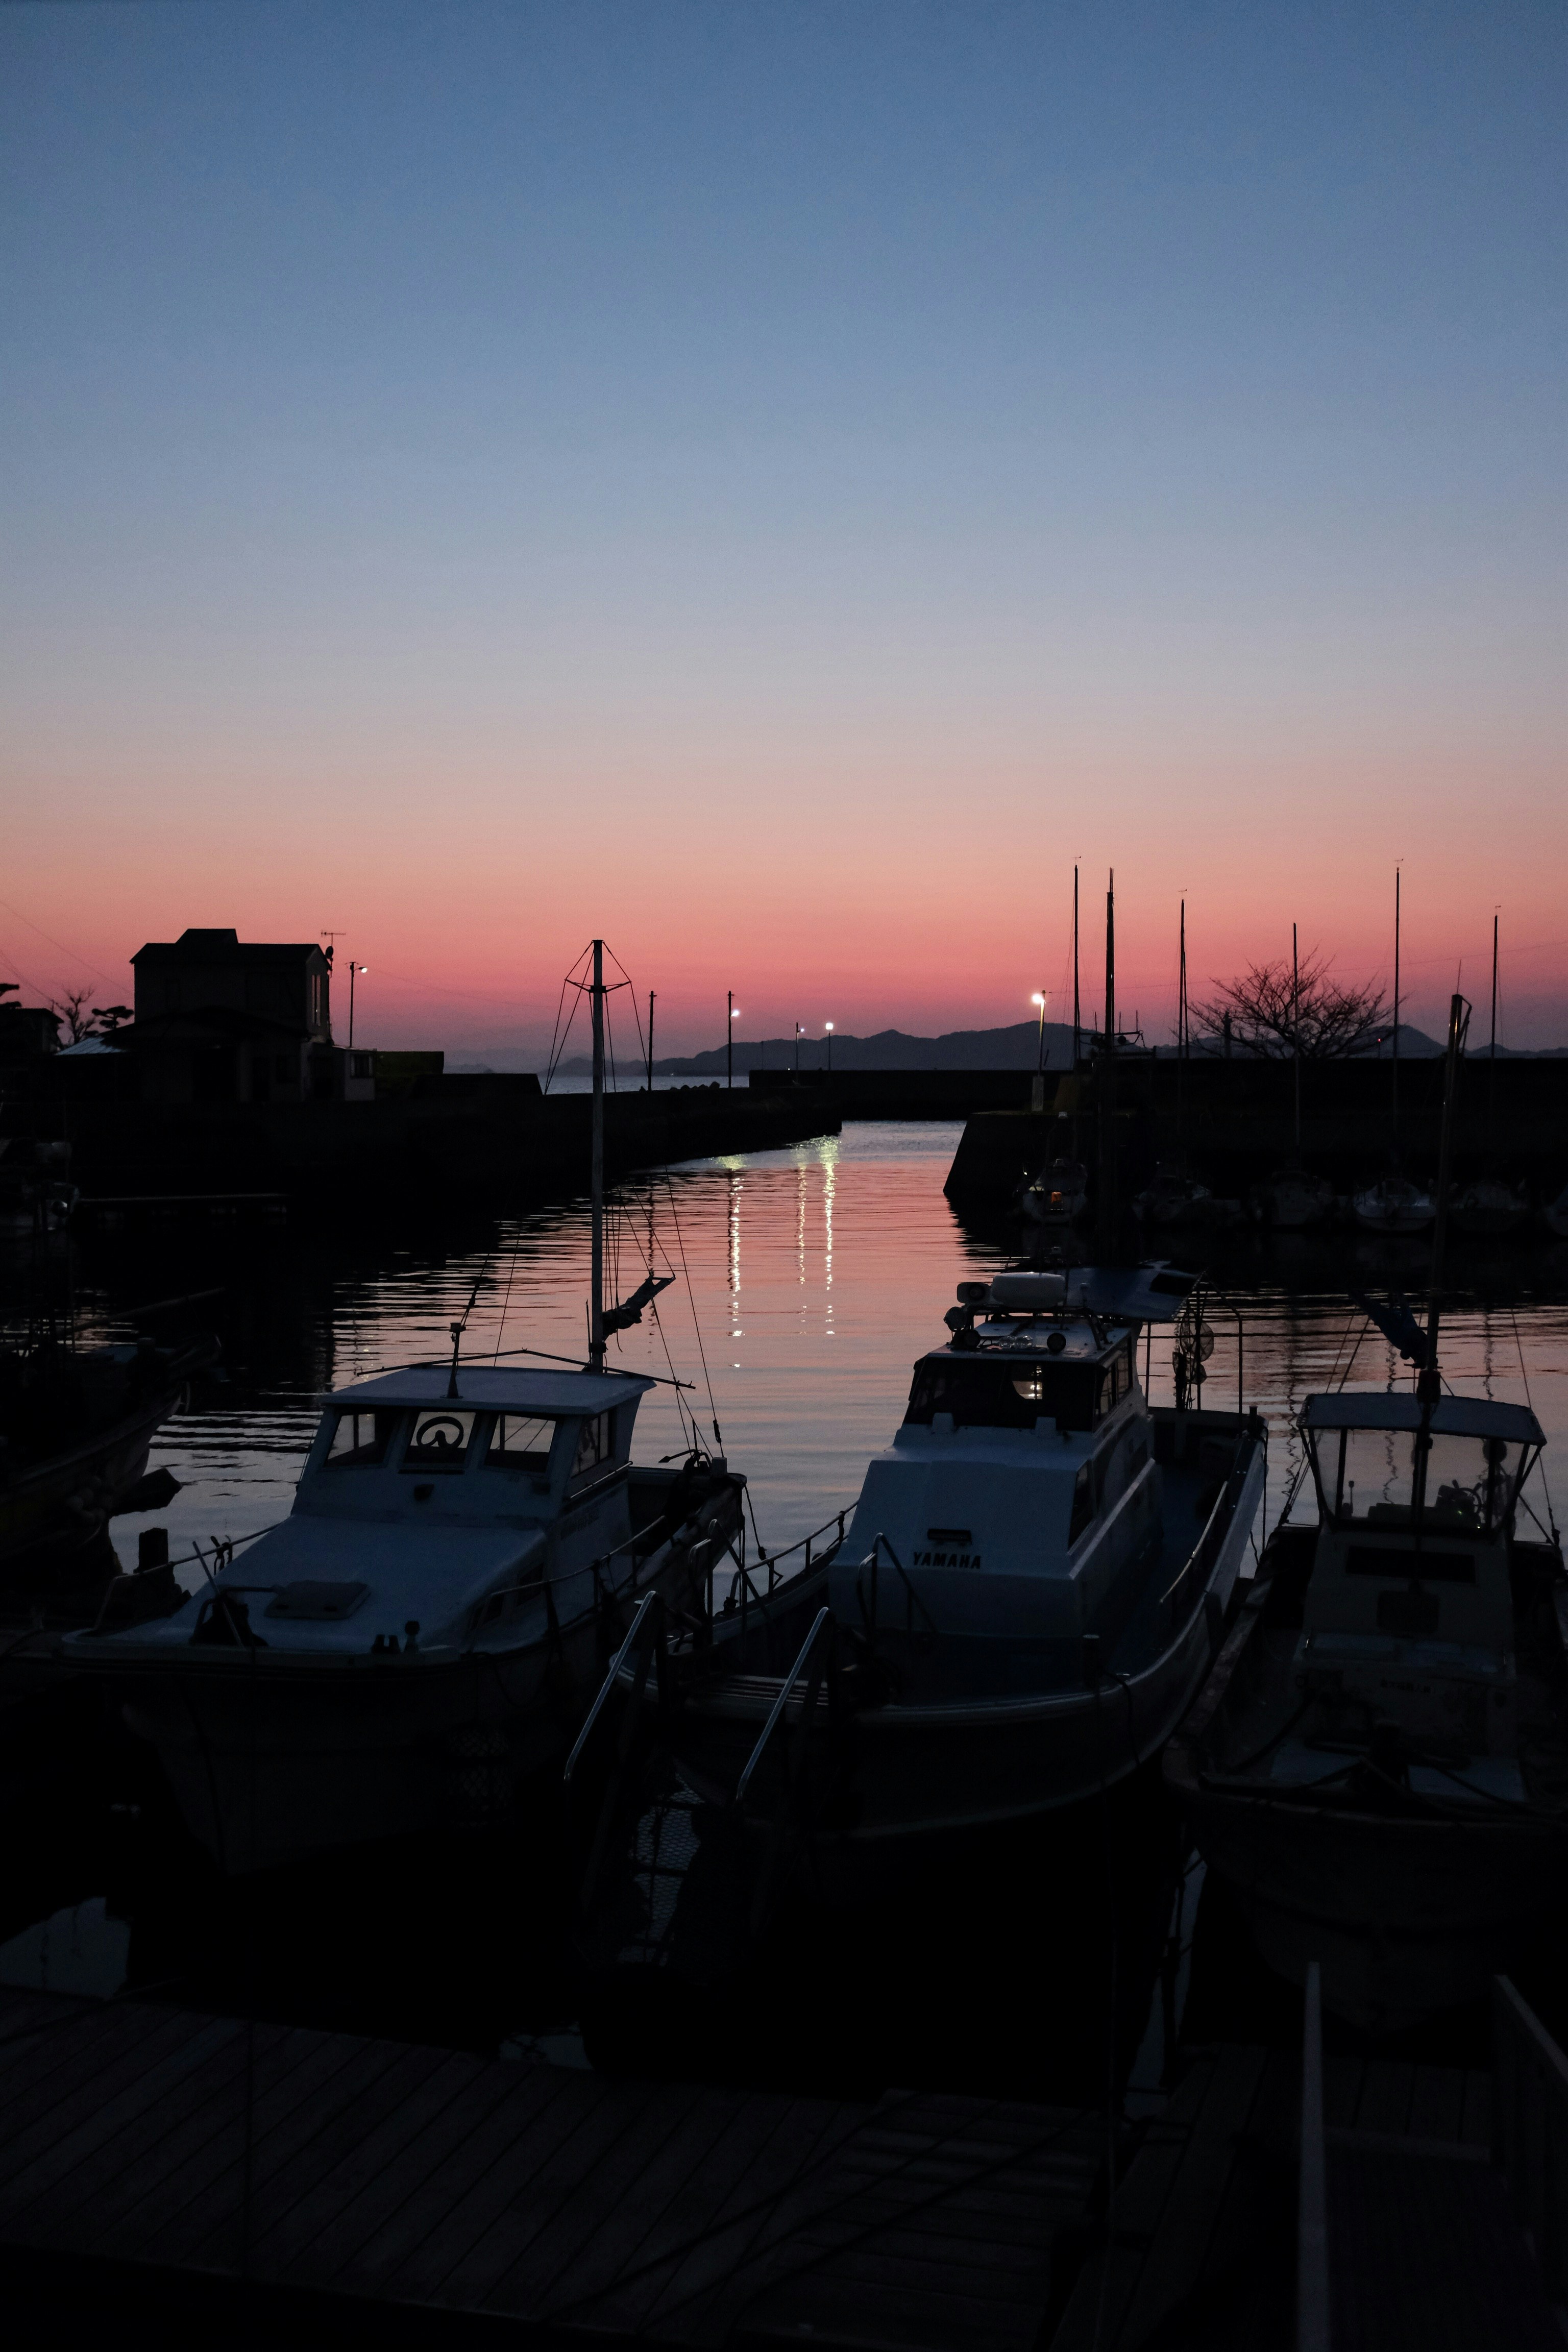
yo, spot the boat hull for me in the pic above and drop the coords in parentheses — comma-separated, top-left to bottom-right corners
(1175, 1778, 1565, 2032)
(109, 1501, 736, 1873)
(679, 1426, 1265, 1858)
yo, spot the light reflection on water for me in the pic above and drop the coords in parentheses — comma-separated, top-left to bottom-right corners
(76, 1120, 1568, 1577)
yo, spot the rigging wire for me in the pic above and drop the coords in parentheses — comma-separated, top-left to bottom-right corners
(663, 1170, 723, 1454)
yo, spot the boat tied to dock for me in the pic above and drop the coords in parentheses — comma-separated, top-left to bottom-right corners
(567, 1259, 1265, 1976)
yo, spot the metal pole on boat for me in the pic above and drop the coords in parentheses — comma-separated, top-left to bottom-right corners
(647, 991, 655, 1092)
(727, 990, 733, 1089)
(590, 939, 606, 1370)
(1419, 990, 1469, 1401)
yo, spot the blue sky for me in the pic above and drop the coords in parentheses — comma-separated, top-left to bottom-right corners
(4, 2, 1564, 1049)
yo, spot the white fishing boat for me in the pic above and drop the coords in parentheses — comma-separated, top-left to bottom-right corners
(1352, 1172, 1435, 1235)
(567, 1263, 1266, 1969)
(71, 941, 747, 1872)
(1169, 994, 1568, 2030)
(1167, 1389, 1565, 2031)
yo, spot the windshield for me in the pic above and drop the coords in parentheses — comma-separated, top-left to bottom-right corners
(904, 1357, 1113, 1433)
(1313, 1426, 1525, 1534)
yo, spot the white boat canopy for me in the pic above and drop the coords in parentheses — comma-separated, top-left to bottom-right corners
(1302, 1391, 1543, 1446)
(323, 1367, 655, 1413)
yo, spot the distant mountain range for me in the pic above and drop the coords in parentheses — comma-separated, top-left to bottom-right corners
(546, 1017, 1566, 1077)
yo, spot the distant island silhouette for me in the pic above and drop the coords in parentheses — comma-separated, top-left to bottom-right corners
(549, 1017, 1565, 1080)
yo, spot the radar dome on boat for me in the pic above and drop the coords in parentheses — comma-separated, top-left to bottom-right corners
(987, 1272, 1066, 1310)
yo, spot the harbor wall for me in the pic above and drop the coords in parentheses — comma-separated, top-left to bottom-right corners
(944, 1056, 1568, 1199)
(29, 1082, 840, 1212)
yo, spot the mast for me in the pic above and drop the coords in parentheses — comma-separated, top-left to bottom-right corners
(647, 990, 655, 1092)
(1097, 869, 1118, 1256)
(1391, 868, 1401, 1147)
(590, 939, 606, 1370)
(1490, 913, 1499, 1125)
(1175, 898, 1186, 1150)
(1418, 990, 1469, 1402)
(1072, 865, 1081, 1070)
(1292, 922, 1301, 1159)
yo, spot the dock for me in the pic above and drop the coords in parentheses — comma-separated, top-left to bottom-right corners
(0, 1988, 1105, 2346)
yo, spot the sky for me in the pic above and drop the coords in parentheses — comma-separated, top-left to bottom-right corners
(3, 1, 1564, 1057)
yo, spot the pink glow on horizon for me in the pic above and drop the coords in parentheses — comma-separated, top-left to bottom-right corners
(7, 737, 1566, 1056)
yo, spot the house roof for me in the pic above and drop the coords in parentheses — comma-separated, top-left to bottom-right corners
(133, 929, 326, 968)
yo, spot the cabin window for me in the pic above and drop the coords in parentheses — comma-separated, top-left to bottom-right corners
(1100, 1342, 1135, 1413)
(324, 1409, 401, 1469)
(485, 1414, 557, 1472)
(906, 1360, 1099, 1432)
(571, 1412, 614, 1479)
(401, 1409, 480, 1474)
(1329, 1429, 1523, 1534)
(1068, 1462, 1097, 1545)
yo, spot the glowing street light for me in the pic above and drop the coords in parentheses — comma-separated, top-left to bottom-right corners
(825, 1020, 834, 1075)
(349, 963, 369, 1049)
(727, 991, 740, 1089)
(1031, 990, 1049, 1074)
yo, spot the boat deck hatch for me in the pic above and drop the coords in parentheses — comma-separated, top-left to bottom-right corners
(264, 1580, 372, 1621)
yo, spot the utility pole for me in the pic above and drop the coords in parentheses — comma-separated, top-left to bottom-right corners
(647, 991, 655, 1092)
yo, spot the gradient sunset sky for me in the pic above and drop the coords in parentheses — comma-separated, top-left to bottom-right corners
(4, 2, 1564, 1055)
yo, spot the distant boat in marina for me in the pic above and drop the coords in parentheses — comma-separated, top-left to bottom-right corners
(1132, 1169, 1242, 1231)
(1450, 1177, 1528, 1237)
(1016, 1156, 1088, 1230)
(1251, 1165, 1335, 1230)
(1352, 1173, 1435, 1235)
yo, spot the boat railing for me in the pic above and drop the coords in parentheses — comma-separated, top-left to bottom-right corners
(731, 1604, 845, 1933)
(1493, 1974, 1568, 2306)
(854, 1531, 941, 1650)
(713, 1507, 848, 1652)
(563, 1587, 670, 1913)
(1157, 1415, 1264, 1638)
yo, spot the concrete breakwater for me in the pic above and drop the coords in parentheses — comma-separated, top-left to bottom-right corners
(46, 1083, 840, 1213)
(944, 1056, 1568, 1203)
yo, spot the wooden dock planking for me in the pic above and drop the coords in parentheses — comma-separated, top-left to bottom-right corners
(0, 1989, 1110, 2348)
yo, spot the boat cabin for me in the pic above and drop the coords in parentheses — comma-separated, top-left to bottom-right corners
(300, 1366, 654, 1527)
(1294, 1391, 1544, 1751)
(833, 1271, 1160, 1646)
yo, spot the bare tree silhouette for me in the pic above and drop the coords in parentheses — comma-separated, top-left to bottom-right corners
(1192, 950, 1390, 1059)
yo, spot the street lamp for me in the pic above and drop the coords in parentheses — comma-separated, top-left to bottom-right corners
(727, 992, 739, 1089)
(825, 1021, 834, 1075)
(1031, 991, 1049, 1073)
(349, 964, 369, 1049)
(794, 1022, 803, 1075)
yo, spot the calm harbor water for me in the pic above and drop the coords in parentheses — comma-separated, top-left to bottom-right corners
(69, 1119, 1568, 1576)
(7, 1121, 1568, 2090)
